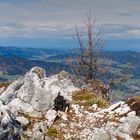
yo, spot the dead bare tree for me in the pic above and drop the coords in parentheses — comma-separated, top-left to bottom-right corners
(69, 14, 105, 82)
(68, 14, 133, 100)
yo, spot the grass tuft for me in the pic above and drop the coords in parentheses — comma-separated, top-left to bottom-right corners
(0, 82, 11, 89)
(72, 89, 109, 108)
(47, 127, 58, 138)
(133, 96, 140, 101)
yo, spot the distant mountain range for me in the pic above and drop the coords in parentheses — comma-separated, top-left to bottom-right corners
(0, 46, 140, 101)
(0, 46, 140, 80)
(0, 55, 69, 75)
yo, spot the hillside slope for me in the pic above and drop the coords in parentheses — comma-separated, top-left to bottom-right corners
(0, 67, 139, 140)
(0, 55, 69, 77)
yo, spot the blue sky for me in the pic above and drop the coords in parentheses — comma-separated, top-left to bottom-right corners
(0, 0, 140, 50)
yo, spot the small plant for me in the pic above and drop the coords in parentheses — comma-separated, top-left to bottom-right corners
(58, 71, 69, 80)
(47, 127, 58, 138)
(72, 89, 109, 108)
(21, 133, 30, 139)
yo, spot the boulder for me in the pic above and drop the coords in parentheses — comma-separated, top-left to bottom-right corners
(15, 116, 29, 126)
(90, 130, 111, 140)
(45, 109, 57, 127)
(0, 67, 79, 139)
(0, 111, 22, 140)
(0, 67, 79, 117)
(0, 67, 139, 140)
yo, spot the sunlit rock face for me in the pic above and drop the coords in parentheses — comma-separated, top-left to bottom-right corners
(0, 67, 139, 140)
(0, 67, 79, 139)
(0, 67, 78, 116)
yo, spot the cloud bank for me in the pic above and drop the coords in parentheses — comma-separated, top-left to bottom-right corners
(0, 0, 140, 47)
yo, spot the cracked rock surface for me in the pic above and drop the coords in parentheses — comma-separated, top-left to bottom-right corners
(0, 67, 139, 140)
(0, 67, 78, 117)
(0, 67, 79, 139)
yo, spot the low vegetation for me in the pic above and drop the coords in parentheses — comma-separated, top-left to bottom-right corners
(0, 82, 11, 89)
(47, 127, 58, 138)
(72, 89, 109, 108)
(21, 133, 31, 139)
(133, 96, 140, 101)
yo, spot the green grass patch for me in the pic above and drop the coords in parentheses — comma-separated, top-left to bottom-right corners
(72, 89, 109, 108)
(22, 133, 31, 139)
(47, 127, 58, 138)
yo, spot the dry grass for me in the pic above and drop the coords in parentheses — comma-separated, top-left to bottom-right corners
(133, 96, 140, 101)
(47, 127, 58, 138)
(21, 133, 31, 139)
(0, 82, 11, 89)
(72, 89, 109, 108)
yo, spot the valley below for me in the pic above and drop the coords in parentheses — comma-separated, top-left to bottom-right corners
(0, 46, 140, 102)
(0, 66, 140, 140)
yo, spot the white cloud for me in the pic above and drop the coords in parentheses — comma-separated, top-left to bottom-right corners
(127, 29, 140, 37)
(116, 10, 131, 17)
(0, 0, 140, 39)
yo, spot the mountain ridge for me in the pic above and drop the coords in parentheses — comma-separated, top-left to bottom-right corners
(0, 67, 139, 140)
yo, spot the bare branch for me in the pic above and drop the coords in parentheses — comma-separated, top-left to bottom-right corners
(67, 13, 132, 100)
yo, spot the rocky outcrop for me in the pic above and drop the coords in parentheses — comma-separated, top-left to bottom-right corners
(52, 101, 140, 140)
(0, 67, 139, 140)
(0, 67, 78, 116)
(0, 67, 79, 139)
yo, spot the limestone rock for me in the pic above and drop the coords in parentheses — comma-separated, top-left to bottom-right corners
(15, 116, 29, 126)
(0, 67, 79, 139)
(0, 111, 22, 140)
(0, 67, 139, 140)
(0, 87, 5, 95)
(118, 115, 140, 134)
(45, 109, 57, 127)
(90, 130, 111, 140)
(0, 67, 79, 117)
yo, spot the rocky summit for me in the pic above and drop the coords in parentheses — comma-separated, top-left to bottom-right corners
(0, 67, 140, 140)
